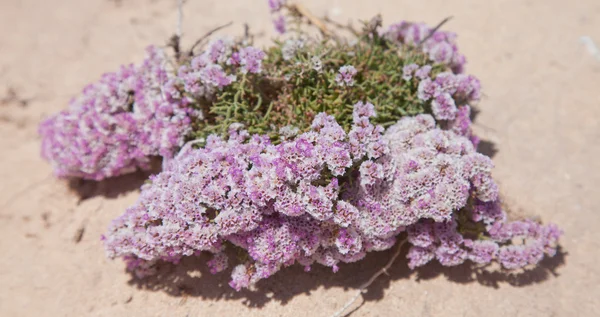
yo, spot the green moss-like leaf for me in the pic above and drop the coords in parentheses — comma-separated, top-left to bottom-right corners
(187, 26, 449, 144)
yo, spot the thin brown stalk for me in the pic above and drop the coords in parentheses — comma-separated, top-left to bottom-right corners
(416, 16, 453, 47)
(287, 2, 333, 37)
(323, 16, 359, 37)
(188, 22, 234, 56)
(176, 0, 185, 38)
(330, 238, 408, 317)
(168, 0, 187, 61)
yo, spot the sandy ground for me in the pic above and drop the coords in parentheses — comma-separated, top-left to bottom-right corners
(1, 0, 599, 316)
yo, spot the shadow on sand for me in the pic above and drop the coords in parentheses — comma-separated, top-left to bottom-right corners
(73, 115, 555, 310)
(470, 107, 498, 158)
(67, 158, 162, 204)
(126, 245, 566, 309)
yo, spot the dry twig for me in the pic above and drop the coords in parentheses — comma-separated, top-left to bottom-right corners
(416, 16, 453, 47)
(168, 0, 187, 61)
(73, 202, 103, 243)
(188, 22, 234, 56)
(323, 16, 359, 37)
(330, 238, 408, 317)
(287, 2, 332, 37)
(176, 0, 185, 39)
(73, 226, 85, 243)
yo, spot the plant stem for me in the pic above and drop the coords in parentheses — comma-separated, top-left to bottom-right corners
(330, 238, 407, 317)
(188, 22, 234, 56)
(288, 2, 333, 37)
(416, 16, 453, 47)
(177, 0, 184, 39)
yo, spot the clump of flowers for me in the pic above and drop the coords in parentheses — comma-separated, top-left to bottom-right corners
(40, 39, 266, 180)
(384, 20, 466, 73)
(39, 1, 562, 294)
(39, 47, 193, 180)
(335, 65, 358, 87)
(103, 103, 560, 290)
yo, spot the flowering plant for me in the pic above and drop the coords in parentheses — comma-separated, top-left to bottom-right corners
(40, 0, 561, 299)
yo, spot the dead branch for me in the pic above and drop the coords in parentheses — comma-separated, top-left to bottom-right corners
(287, 2, 333, 37)
(330, 238, 408, 317)
(323, 16, 359, 37)
(188, 22, 234, 56)
(416, 16, 453, 47)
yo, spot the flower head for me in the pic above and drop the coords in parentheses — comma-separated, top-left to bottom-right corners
(239, 46, 267, 74)
(39, 46, 193, 180)
(335, 65, 358, 87)
(273, 15, 286, 34)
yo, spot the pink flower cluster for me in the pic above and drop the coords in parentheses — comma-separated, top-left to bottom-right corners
(384, 21, 467, 73)
(103, 103, 375, 287)
(39, 47, 194, 180)
(268, 0, 286, 12)
(404, 63, 482, 147)
(335, 65, 358, 87)
(40, 41, 266, 181)
(103, 102, 561, 290)
(176, 39, 266, 99)
(406, 200, 562, 270)
(268, 0, 287, 35)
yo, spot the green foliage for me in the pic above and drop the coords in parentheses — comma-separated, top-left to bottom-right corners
(456, 197, 489, 240)
(188, 27, 449, 144)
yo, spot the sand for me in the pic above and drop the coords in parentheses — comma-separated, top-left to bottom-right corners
(1, 0, 599, 316)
